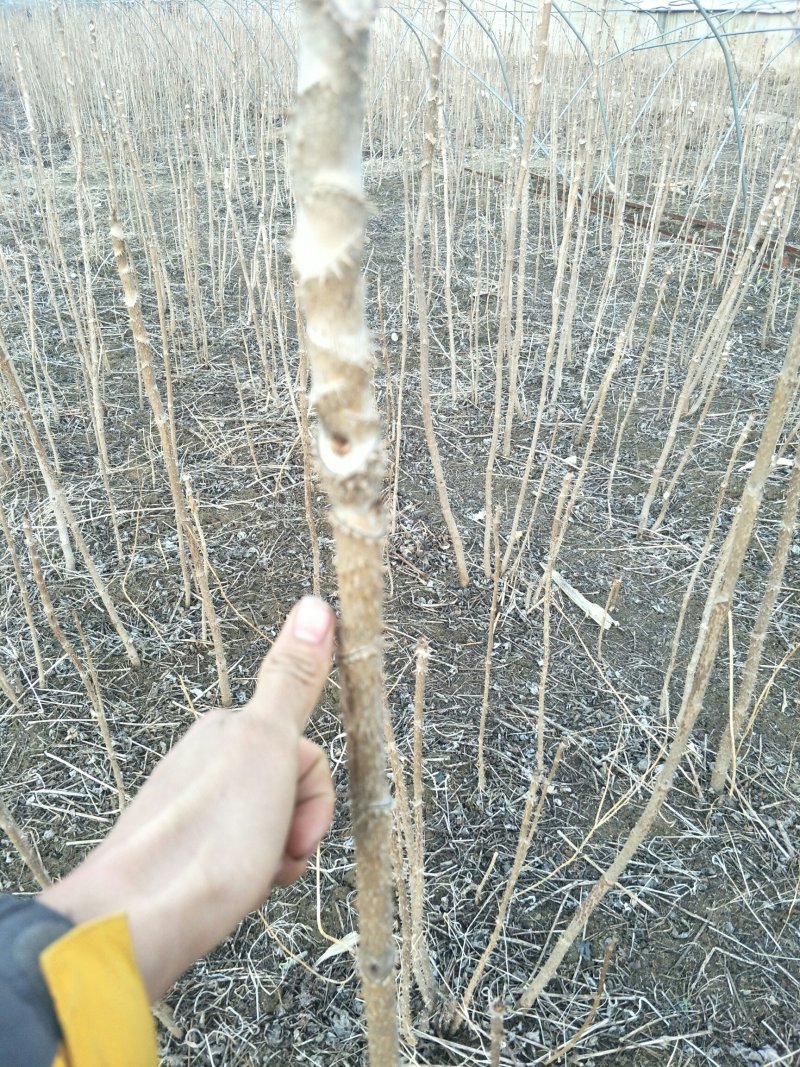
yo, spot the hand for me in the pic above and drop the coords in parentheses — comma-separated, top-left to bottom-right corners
(39, 596, 336, 1000)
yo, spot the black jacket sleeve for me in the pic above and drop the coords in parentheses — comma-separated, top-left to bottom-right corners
(0, 894, 73, 1067)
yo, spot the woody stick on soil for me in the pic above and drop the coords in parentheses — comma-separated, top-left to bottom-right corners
(289, 0, 398, 1062)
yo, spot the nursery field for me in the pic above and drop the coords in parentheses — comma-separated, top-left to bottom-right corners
(0, 2, 799, 1064)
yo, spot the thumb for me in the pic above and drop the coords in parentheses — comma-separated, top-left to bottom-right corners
(248, 596, 335, 732)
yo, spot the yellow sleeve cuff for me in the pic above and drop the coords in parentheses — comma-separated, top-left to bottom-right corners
(39, 913, 158, 1067)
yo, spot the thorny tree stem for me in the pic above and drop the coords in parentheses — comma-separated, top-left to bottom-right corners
(0, 498, 45, 687)
(0, 331, 74, 573)
(24, 518, 126, 811)
(711, 447, 800, 791)
(409, 636, 438, 1011)
(109, 212, 194, 610)
(290, 1, 398, 1062)
(499, 0, 552, 456)
(477, 506, 501, 793)
(414, 0, 469, 588)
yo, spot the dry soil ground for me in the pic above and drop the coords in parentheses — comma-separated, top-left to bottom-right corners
(1, 79, 799, 1067)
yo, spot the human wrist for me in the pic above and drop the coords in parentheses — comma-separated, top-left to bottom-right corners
(38, 858, 170, 1001)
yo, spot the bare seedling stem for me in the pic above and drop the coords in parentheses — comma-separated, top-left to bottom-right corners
(461, 742, 565, 1021)
(109, 211, 194, 609)
(478, 506, 502, 793)
(184, 479, 233, 709)
(0, 799, 51, 889)
(290, 1, 398, 1059)
(0, 499, 45, 687)
(24, 519, 126, 810)
(413, 0, 469, 588)
(712, 447, 800, 791)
